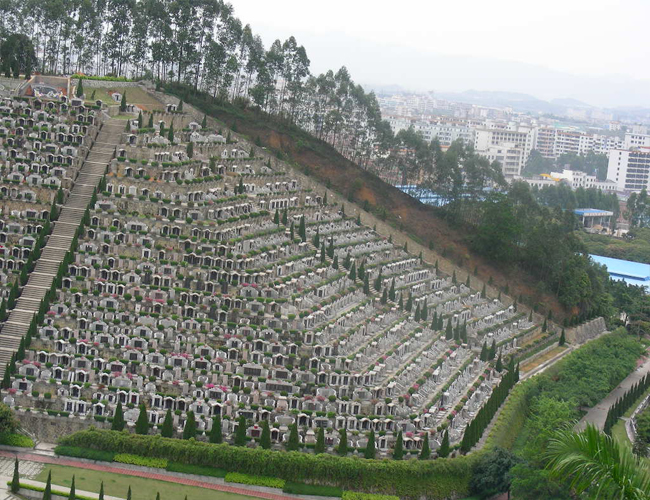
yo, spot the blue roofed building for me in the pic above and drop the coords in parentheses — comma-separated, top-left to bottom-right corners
(574, 208, 614, 232)
(590, 254, 650, 290)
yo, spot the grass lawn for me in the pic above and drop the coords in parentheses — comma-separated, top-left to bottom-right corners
(520, 345, 567, 373)
(36, 465, 257, 500)
(85, 86, 163, 111)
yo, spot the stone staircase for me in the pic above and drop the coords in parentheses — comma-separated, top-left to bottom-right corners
(0, 118, 124, 372)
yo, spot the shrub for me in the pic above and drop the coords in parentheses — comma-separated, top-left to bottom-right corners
(10, 482, 96, 500)
(342, 493, 399, 500)
(113, 453, 168, 468)
(225, 472, 285, 489)
(54, 445, 115, 462)
(166, 462, 226, 478)
(283, 482, 343, 497)
(59, 429, 473, 498)
(0, 433, 34, 448)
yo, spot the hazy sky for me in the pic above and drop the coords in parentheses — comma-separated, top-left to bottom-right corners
(233, 0, 650, 107)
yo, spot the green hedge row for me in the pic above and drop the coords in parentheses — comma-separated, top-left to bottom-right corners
(166, 462, 226, 478)
(58, 429, 473, 499)
(225, 472, 285, 489)
(342, 492, 399, 500)
(283, 481, 343, 497)
(13, 482, 95, 500)
(0, 433, 34, 448)
(114, 453, 167, 468)
(54, 445, 115, 462)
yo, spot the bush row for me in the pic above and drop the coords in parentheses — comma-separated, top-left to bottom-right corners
(342, 492, 400, 500)
(54, 445, 115, 462)
(58, 429, 473, 499)
(12, 482, 95, 500)
(225, 472, 285, 489)
(165, 462, 226, 478)
(113, 453, 168, 468)
(283, 481, 343, 497)
(0, 433, 34, 448)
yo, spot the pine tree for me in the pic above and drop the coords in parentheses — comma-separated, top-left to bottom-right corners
(315, 427, 325, 454)
(321, 242, 326, 263)
(120, 92, 127, 112)
(389, 279, 396, 301)
(364, 430, 376, 459)
(358, 261, 365, 280)
(419, 433, 430, 459)
(112, 401, 125, 431)
(126, 486, 131, 500)
(148, 113, 153, 128)
(286, 423, 300, 451)
(332, 255, 338, 269)
(489, 340, 496, 360)
(282, 209, 288, 225)
(349, 262, 356, 281)
(183, 411, 197, 439)
(327, 238, 334, 259)
(161, 409, 173, 438)
(480, 342, 488, 362)
(405, 293, 413, 312)
(431, 311, 438, 331)
(461, 321, 468, 343)
(298, 216, 306, 241)
(438, 430, 450, 458)
(363, 274, 370, 295)
(237, 176, 244, 194)
(135, 403, 149, 435)
(313, 228, 320, 248)
(209, 415, 223, 444)
(496, 354, 503, 372)
(98, 482, 104, 500)
(274, 209, 279, 225)
(445, 319, 453, 340)
(421, 299, 428, 321)
(68, 476, 76, 500)
(414, 304, 421, 321)
(11, 458, 19, 493)
(168, 122, 174, 142)
(260, 420, 271, 449)
(42, 471, 52, 500)
(393, 431, 404, 460)
(76, 78, 84, 98)
(235, 415, 247, 446)
(290, 221, 294, 240)
(337, 428, 348, 456)
(381, 288, 388, 304)
(1, 362, 11, 389)
(398, 295, 403, 309)
(559, 329, 566, 346)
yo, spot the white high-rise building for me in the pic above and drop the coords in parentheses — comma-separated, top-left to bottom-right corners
(607, 148, 650, 193)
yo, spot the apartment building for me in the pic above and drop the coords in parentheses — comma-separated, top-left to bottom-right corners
(607, 148, 650, 192)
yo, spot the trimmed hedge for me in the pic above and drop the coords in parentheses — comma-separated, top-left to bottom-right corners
(59, 430, 473, 498)
(54, 445, 115, 462)
(0, 433, 34, 448)
(114, 453, 168, 468)
(283, 482, 343, 497)
(166, 462, 226, 478)
(225, 472, 285, 489)
(342, 492, 399, 500)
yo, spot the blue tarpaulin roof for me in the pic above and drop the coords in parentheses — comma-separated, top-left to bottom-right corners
(590, 254, 650, 289)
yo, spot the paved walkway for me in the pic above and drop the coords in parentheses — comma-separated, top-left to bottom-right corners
(0, 450, 302, 500)
(578, 353, 650, 431)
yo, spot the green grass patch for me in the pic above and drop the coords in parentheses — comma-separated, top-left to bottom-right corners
(35, 464, 253, 500)
(113, 453, 167, 468)
(283, 481, 343, 497)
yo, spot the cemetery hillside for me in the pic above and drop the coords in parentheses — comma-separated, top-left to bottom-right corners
(0, 2, 648, 500)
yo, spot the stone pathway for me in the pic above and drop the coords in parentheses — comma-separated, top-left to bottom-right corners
(0, 450, 304, 500)
(578, 353, 650, 431)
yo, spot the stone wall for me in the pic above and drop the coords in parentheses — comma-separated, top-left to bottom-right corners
(566, 317, 607, 344)
(17, 410, 108, 442)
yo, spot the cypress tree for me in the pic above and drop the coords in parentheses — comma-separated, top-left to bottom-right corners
(43, 471, 52, 500)
(137, 111, 142, 128)
(421, 298, 428, 321)
(398, 294, 403, 309)
(183, 411, 196, 439)
(274, 209, 279, 225)
(452, 270, 456, 283)
(405, 293, 413, 311)
(290, 221, 294, 240)
(431, 311, 438, 331)
(235, 415, 247, 446)
(209, 415, 223, 444)
(481, 283, 486, 297)
(135, 403, 149, 435)
(480, 342, 487, 361)
(489, 340, 496, 360)
(542, 318, 547, 332)
(466, 275, 470, 287)
(120, 92, 127, 112)
(315, 427, 325, 454)
(126, 486, 131, 500)
(112, 401, 125, 431)
(282, 209, 288, 225)
(358, 261, 365, 280)
(298, 216, 306, 241)
(260, 420, 271, 449)
(1, 362, 11, 389)
(332, 255, 338, 269)
(414, 304, 421, 321)
(321, 243, 326, 263)
(381, 288, 388, 304)
(559, 329, 566, 346)
(363, 274, 370, 295)
(11, 458, 19, 493)
(461, 321, 467, 344)
(327, 238, 334, 259)
(202, 114, 207, 128)
(286, 423, 300, 451)
(438, 430, 450, 458)
(76, 78, 84, 98)
(168, 122, 174, 142)
(68, 476, 76, 500)
(148, 113, 153, 128)
(349, 262, 356, 281)
(364, 430, 376, 459)
(496, 354, 503, 372)
(313, 228, 320, 248)
(393, 431, 404, 460)
(389, 279, 396, 301)
(419, 433, 430, 459)
(178, 99, 184, 111)
(186, 141, 194, 158)
(337, 428, 348, 456)
(160, 409, 173, 438)
(98, 482, 104, 500)
(445, 319, 453, 340)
